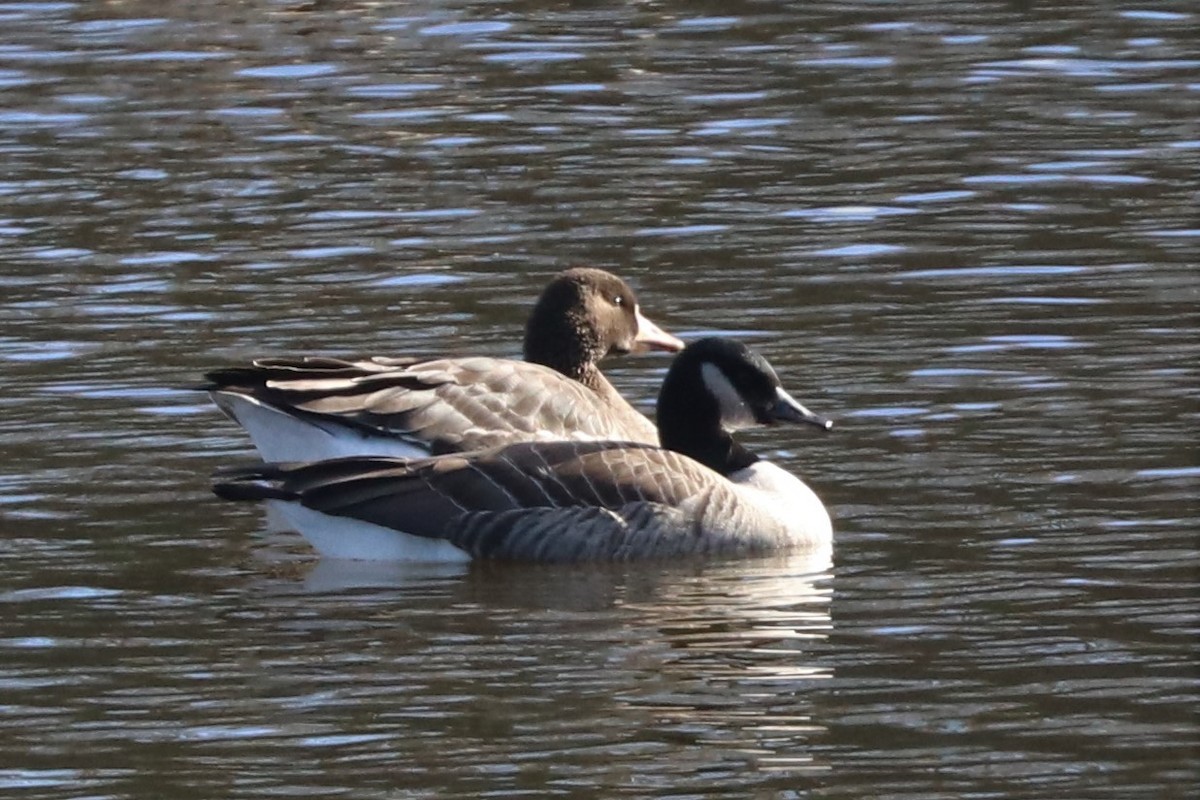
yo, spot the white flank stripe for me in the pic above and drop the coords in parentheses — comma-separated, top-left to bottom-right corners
(213, 392, 429, 461)
(269, 501, 471, 562)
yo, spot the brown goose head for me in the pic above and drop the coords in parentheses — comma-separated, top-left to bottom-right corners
(522, 267, 683, 384)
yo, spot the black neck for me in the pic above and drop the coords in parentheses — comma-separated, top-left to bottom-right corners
(657, 366, 759, 475)
(675, 431, 760, 475)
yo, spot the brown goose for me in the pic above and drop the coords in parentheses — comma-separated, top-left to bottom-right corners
(205, 268, 683, 461)
(213, 338, 834, 563)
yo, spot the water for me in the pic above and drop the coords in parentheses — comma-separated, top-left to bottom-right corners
(1, 1, 1197, 797)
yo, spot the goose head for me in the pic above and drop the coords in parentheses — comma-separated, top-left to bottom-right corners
(657, 337, 831, 474)
(523, 268, 683, 381)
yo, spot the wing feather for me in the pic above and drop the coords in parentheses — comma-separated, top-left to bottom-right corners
(206, 356, 657, 453)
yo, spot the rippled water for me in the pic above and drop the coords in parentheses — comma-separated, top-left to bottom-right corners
(1, 1, 1197, 797)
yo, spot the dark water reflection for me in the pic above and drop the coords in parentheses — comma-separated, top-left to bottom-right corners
(2, 552, 834, 796)
(1, 0, 1197, 797)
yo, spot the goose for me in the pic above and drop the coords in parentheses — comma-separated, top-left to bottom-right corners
(205, 268, 684, 462)
(213, 337, 834, 563)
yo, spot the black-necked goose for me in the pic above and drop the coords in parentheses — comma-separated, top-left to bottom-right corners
(205, 268, 683, 461)
(213, 338, 833, 562)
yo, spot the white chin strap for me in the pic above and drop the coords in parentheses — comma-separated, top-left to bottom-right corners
(700, 363, 758, 431)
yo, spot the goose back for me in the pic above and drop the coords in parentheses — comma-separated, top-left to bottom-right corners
(208, 355, 658, 462)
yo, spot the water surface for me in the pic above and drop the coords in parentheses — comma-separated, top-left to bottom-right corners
(1, 1, 1196, 797)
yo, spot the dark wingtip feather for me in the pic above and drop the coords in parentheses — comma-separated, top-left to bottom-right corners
(211, 462, 296, 502)
(202, 366, 267, 390)
(184, 367, 255, 392)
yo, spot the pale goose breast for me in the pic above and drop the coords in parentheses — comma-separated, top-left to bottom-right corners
(205, 268, 682, 462)
(213, 338, 834, 563)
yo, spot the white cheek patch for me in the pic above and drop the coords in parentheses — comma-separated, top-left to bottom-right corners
(701, 363, 758, 431)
